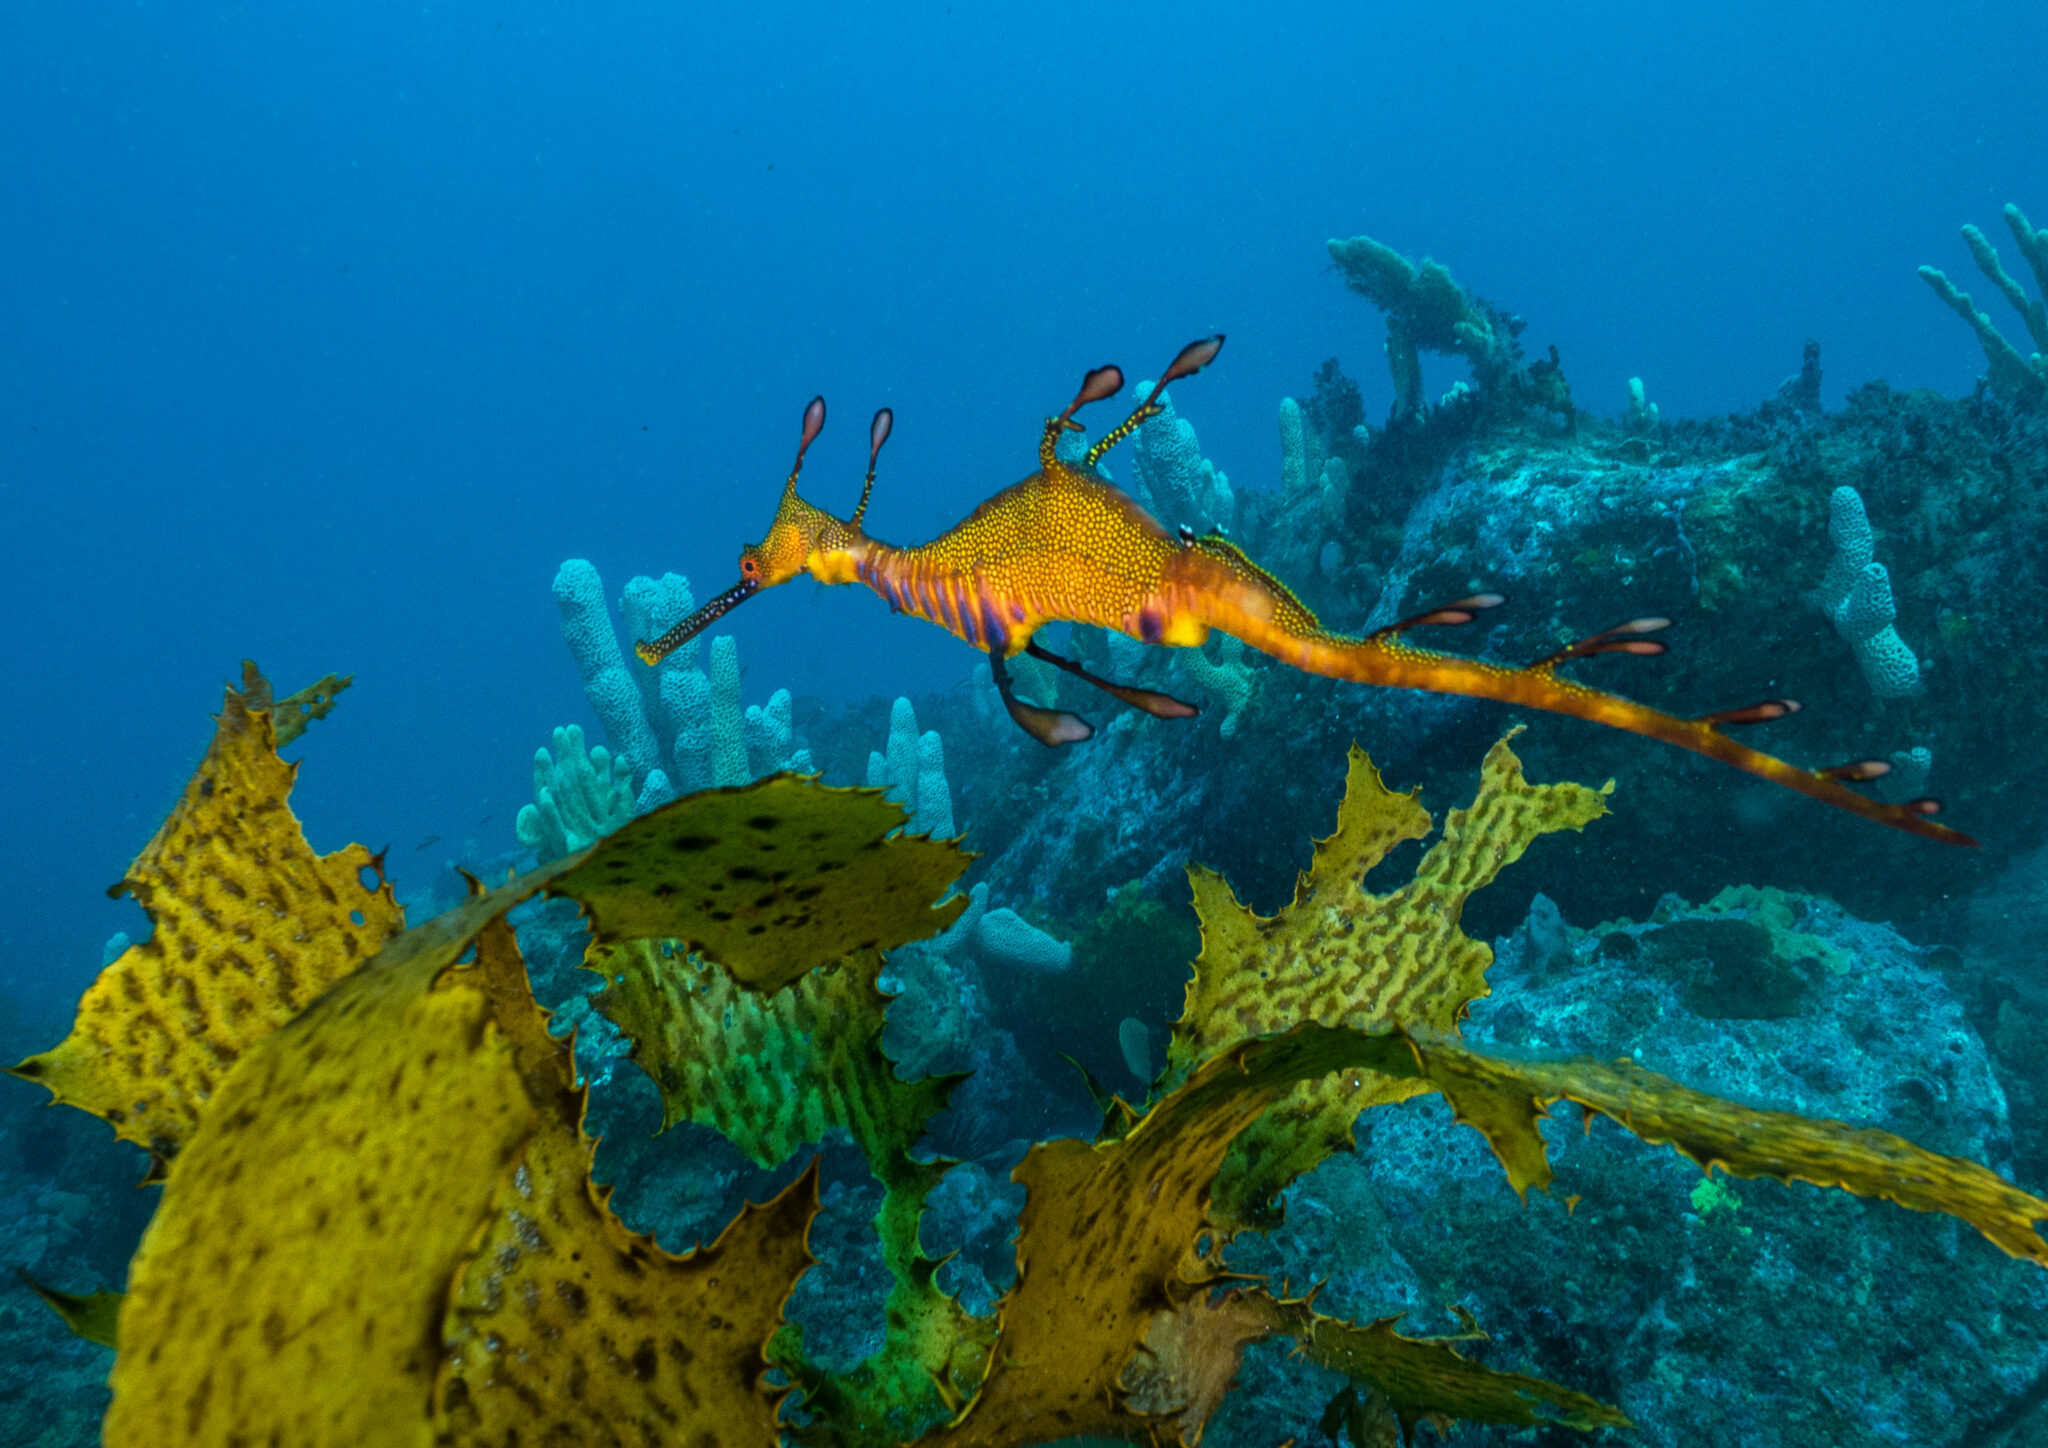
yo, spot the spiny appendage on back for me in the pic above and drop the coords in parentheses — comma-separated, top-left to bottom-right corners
(858, 461, 1186, 656)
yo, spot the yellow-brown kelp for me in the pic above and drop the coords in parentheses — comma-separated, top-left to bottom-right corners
(16, 670, 2043, 1447)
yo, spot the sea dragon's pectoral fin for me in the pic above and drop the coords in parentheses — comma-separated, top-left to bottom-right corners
(1024, 641, 1200, 721)
(990, 647, 1094, 746)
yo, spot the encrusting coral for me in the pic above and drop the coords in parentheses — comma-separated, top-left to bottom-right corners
(15, 668, 2048, 1448)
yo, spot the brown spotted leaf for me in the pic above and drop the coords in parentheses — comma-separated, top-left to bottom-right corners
(102, 880, 551, 1447)
(11, 664, 404, 1167)
(551, 774, 971, 995)
(436, 921, 816, 1447)
(105, 878, 817, 1448)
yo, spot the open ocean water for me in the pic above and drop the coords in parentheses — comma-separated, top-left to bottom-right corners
(5, 3, 2048, 1444)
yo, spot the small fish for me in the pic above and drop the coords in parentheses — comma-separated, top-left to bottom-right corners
(414, 835, 441, 852)
(475, 812, 495, 826)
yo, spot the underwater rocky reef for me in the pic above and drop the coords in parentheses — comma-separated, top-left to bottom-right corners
(7, 216, 2048, 1447)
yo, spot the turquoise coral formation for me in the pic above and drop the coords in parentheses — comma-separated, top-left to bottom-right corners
(1131, 381, 1235, 534)
(972, 905, 1071, 975)
(1920, 202, 2048, 408)
(1179, 634, 1257, 738)
(866, 696, 956, 837)
(552, 559, 667, 788)
(540, 558, 803, 817)
(515, 723, 637, 862)
(1814, 485, 1922, 699)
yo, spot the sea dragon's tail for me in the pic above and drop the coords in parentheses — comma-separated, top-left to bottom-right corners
(1166, 535, 1974, 847)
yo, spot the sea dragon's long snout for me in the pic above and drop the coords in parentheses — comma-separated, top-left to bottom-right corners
(636, 576, 759, 664)
(636, 396, 885, 666)
(632, 335, 1976, 847)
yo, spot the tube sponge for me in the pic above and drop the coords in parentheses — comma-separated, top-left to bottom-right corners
(516, 724, 637, 863)
(744, 688, 815, 777)
(1814, 486, 1921, 699)
(1132, 382, 1234, 533)
(1919, 203, 2048, 408)
(866, 697, 956, 837)
(706, 636, 749, 787)
(1181, 635, 1257, 737)
(973, 908, 1072, 975)
(666, 670, 715, 794)
(914, 731, 955, 837)
(552, 561, 663, 785)
(1278, 397, 1313, 495)
(1882, 745, 1934, 806)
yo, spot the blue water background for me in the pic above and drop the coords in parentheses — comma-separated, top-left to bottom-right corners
(1, 0, 2041, 1012)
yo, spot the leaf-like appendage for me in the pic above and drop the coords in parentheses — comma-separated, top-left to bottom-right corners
(1421, 1041, 2048, 1264)
(1290, 1307, 1631, 1438)
(594, 942, 991, 1445)
(1119, 1288, 1281, 1446)
(1170, 735, 1607, 1228)
(270, 670, 353, 748)
(11, 664, 404, 1169)
(552, 774, 971, 995)
(440, 1124, 817, 1447)
(20, 1272, 122, 1350)
(930, 1025, 1422, 1448)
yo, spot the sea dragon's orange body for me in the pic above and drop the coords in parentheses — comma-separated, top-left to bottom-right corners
(640, 337, 1973, 846)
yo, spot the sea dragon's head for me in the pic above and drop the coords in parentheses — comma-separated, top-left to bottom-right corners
(635, 398, 892, 665)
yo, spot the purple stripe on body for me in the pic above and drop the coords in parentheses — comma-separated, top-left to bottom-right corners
(980, 595, 1009, 654)
(957, 583, 980, 644)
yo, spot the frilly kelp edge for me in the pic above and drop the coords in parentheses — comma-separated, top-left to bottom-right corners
(13, 664, 2045, 1447)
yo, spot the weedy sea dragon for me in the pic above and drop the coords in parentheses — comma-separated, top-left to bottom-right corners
(639, 336, 1974, 846)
